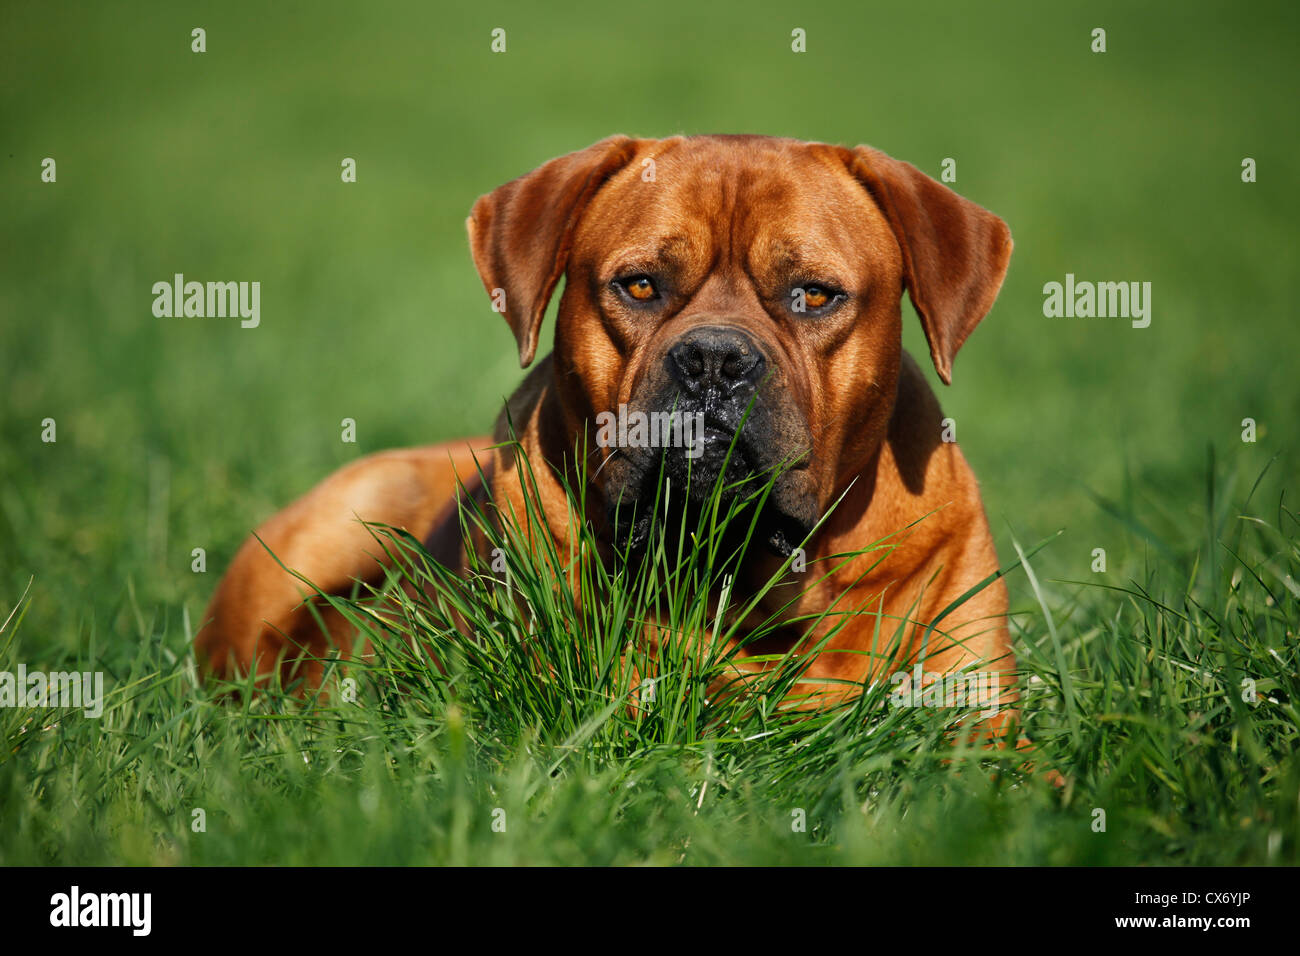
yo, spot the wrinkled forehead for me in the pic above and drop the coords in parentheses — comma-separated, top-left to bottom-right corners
(572, 138, 895, 278)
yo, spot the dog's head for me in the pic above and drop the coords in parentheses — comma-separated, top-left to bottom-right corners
(468, 135, 1011, 552)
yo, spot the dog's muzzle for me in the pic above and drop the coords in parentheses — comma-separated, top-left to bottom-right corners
(663, 325, 770, 471)
(601, 324, 815, 555)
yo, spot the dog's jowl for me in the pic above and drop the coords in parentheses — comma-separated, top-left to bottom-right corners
(196, 135, 1016, 733)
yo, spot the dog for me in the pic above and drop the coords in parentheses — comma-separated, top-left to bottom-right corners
(196, 134, 1016, 733)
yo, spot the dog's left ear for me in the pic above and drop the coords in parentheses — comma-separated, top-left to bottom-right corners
(467, 135, 642, 367)
(841, 146, 1012, 384)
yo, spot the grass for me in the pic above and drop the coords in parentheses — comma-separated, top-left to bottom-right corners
(1, 439, 1296, 865)
(1, 0, 1298, 865)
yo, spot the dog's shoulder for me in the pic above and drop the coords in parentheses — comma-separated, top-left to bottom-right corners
(878, 349, 989, 537)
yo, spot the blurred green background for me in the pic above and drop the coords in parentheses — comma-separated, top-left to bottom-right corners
(2, 0, 1296, 655)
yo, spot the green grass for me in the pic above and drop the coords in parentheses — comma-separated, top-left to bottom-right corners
(1, 0, 1298, 864)
(2, 439, 1297, 865)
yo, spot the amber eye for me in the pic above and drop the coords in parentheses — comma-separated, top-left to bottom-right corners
(792, 283, 845, 315)
(622, 276, 658, 301)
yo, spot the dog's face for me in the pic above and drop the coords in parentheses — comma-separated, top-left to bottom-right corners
(562, 138, 905, 549)
(468, 135, 1011, 551)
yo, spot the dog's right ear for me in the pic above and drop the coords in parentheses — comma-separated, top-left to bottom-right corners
(467, 135, 641, 367)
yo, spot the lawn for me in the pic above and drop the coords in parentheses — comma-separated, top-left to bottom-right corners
(1, 0, 1297, 865)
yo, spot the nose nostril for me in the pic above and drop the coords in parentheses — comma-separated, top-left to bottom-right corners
(670, 342, 705, 379)
(667, 326, 766, 390)
(721, 349, 763, 382)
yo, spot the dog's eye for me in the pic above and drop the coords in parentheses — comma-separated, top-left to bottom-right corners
(616, 276, 659, 302)
(791, 284, 844, 314)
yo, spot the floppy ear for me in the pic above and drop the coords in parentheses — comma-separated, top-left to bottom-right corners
(467, 135, 641, 367)
(842, 146, 1012, 384)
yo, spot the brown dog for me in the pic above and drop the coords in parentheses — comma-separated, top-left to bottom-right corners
(196, 134, 1015, 731)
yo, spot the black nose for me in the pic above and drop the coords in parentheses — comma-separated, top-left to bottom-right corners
(666, 326, 766, 397)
